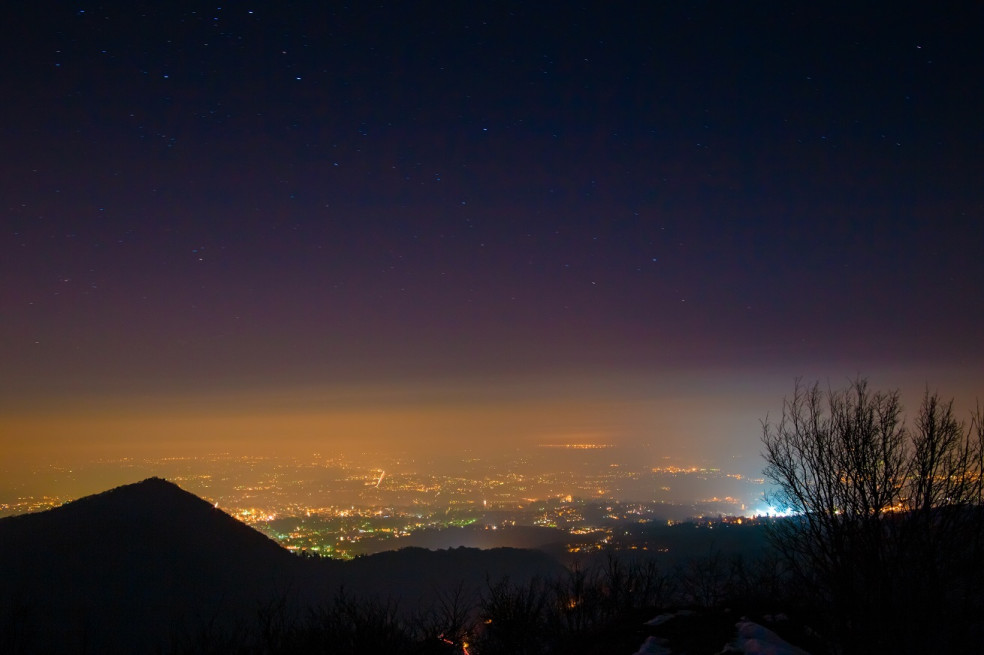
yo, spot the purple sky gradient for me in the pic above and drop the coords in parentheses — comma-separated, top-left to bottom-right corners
(2, 3, 982, 470)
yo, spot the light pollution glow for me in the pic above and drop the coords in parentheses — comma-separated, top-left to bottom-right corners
(4, 366, 978, 474)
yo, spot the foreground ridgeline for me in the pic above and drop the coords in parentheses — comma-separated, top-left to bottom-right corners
(0, 477, 821, 654)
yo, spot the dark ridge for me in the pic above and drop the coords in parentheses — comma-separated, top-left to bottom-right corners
(335, 545, 565, 605)
(0, 478, 562, 654)
(0, 477, 299, 653)
(0, 476, 289, 565)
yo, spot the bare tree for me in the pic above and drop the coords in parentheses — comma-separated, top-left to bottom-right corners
(679, 547, 730, 610)
(418, 581, 476, 653)
(761, 379, 984, 654)
(474, 577, 550, 655)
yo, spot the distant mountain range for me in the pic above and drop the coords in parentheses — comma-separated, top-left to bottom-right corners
(0, 477, 561, 653)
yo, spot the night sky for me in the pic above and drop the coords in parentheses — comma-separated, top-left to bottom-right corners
(2, 3, 982, 471)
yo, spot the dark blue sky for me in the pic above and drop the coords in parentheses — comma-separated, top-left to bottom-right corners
(2, 2, 982, 463)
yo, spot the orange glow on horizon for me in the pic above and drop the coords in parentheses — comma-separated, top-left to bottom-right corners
(0, 386, 658, 461)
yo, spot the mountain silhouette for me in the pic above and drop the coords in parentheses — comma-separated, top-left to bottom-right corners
(0, 477, 301, 653)
(0, 477, 561, 653)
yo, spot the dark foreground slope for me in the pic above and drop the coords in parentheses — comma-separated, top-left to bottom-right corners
(0, 478, 560, 654)
(0, 478, 299, 652)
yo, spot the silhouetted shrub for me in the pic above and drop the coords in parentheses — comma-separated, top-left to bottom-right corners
(473, 577, 550, 655)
